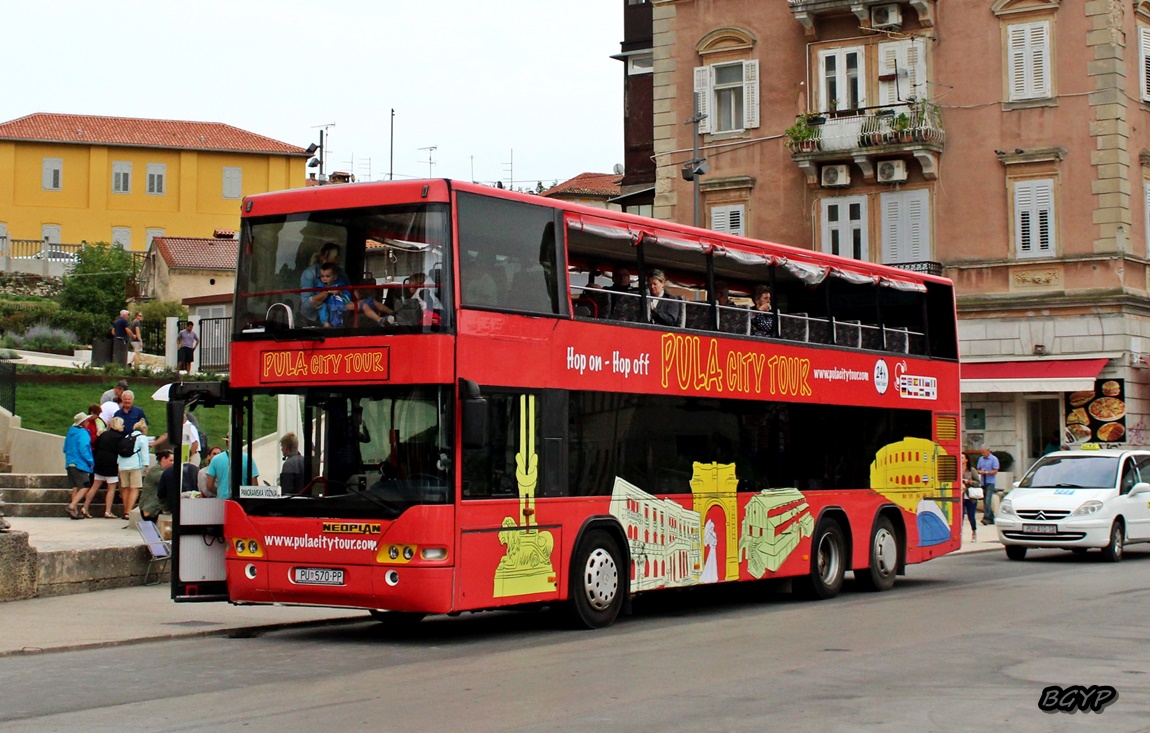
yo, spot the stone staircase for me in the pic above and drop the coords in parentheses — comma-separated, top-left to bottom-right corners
(0, 473, 124, 518)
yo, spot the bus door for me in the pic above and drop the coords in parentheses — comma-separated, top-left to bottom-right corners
(166, 381, 233, 602)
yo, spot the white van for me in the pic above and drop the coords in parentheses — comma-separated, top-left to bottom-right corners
(995, 449, 1150, 561)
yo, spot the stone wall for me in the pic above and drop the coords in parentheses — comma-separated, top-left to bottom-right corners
(0, 531, 37, 601)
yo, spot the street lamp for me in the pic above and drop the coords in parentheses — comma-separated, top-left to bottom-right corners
(682, 112, 708, 228)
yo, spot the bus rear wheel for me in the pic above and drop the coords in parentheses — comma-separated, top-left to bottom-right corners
(567, 530, 624, 629)
(855, 516, 898, 592)
(796, 520, 846, 600)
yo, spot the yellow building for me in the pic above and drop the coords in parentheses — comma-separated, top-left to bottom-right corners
(0, 112, 310, 250)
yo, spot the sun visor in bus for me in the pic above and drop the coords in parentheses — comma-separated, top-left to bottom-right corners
(878, 276, 928, 293)
(830, 267, 880, 286)
(777, 258, 829, 285)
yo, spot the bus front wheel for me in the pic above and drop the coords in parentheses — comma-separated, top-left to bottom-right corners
(368, 609, 427, 628)
(796, 520, 846, 600)
(567, 530, 624, 629)
(855, 515, 899, 592)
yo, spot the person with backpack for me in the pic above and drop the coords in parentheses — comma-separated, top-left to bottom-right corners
(91, 416, 126, 518)
(116, 419, 151, 520)
(961, 453, 983, 543)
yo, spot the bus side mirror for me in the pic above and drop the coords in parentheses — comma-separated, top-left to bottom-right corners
(459, 379, 487, 449)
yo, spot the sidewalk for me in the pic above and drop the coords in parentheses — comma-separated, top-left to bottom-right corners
(0, 514, 1002, 656)
(0, 516, 365, 657)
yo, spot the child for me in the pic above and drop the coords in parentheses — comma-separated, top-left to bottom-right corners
(318, 263, 353, 327)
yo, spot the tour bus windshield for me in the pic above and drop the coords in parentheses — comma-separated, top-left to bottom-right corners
(239, 385, 452, 520)
(235, 203, 451, 336)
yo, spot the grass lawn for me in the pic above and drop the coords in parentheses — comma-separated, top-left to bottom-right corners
(15, 381, 277, 447)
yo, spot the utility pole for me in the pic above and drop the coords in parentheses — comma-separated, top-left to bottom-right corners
(389, 109, 395, 181)
(311, 122, 335, 179)
(681, 113, 709, 228)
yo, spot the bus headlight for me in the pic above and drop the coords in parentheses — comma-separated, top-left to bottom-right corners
(232, 538, 264, 557)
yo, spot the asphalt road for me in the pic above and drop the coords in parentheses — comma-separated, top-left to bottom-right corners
(3, 547, 1149, 733)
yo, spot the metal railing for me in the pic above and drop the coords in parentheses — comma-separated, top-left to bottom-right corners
(0, 361, 14, 415)
(787, 103, 945, 154)
(139, 322, 166, 355)
(889, 261, 944, 276)
(197, 317, 232, 372)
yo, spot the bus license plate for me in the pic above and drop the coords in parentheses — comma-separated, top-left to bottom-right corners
(293, 567, 345, 586)
(1022, 524, 1057, 535)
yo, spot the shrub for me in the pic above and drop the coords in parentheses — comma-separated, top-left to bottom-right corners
(20, 324, 78, 354)
(135, 300, 188, 322)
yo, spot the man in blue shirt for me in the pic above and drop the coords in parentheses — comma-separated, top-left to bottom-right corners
(204, 440, 259, 499)
(113, 390, 147, 433)
(977, 446, 1000, 525)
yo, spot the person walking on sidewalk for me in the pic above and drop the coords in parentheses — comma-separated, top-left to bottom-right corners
(961, 453, 982, 542)
(977, 445, 1000, 525)
(128, 312, 144, 366)
(64, 412, 94, 519)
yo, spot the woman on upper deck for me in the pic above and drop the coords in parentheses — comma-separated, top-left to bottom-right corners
(750, 285, 775, 337)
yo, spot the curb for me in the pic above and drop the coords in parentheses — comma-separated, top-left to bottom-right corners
(0, 615, 368, 658)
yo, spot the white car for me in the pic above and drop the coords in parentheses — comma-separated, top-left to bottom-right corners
(995, 449, 1150, 561)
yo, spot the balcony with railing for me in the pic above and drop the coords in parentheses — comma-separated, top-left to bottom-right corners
(788, 0, 936, 36)
(785, 101, 945, 185)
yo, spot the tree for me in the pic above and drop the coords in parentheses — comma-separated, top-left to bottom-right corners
(57, 242, 134, 323)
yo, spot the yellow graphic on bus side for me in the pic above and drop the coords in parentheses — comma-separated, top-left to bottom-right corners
(493, 394, 557, 597)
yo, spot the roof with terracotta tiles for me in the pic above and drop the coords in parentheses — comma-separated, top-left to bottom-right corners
(0, 113, 309, 155)
(153, 237, 238, 271)
(541, 172, 622, 198)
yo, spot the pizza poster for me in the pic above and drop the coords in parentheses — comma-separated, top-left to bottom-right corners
(1064, 379, 1126, 444)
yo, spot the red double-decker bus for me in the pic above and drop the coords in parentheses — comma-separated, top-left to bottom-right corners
(168, 179, 961, 629)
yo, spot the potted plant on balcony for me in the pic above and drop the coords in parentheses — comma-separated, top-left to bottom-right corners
(891, 112, 913, 143)
(785, 115, 820, 153)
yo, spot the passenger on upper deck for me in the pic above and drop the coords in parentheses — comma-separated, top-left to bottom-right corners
(750, 285, 775, 337)
(357, 281, 395, 327)
(300, 243, 348, 324)
(647, 269, 684, 328)
(318, 263, 353, 328)
(463, 251, 500, 306)
(715, 281, 748, 334)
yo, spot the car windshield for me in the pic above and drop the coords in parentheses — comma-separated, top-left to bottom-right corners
(1018, 455, 1119, 489)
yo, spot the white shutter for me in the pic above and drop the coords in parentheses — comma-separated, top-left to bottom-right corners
(112, 227, 132, 249)
(1030, 22, 1050, 98)
(42, 158, 61, 190)
(1140, 27, 1150, 102)
(146, 228, 164, 248)
(742, 60, 760, 129)
(906, 38, 928, 101)
(1145, 182, 1150, 257)
(882, 193, 902, 263)
(693, 66, 713, 134)
(878, 41, 908, 108)
(1009, 21, 1050, 100)
(1015, 179, 1055, 258)
(881, 190, 930, 264)
(711, 204, 745, 237)
(41, 225, 61, 244)
(904, 189, 929, 261)
(223, 167, 242, 199)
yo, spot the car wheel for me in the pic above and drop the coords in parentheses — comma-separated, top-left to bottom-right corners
(1005, 545, 1027, 561)
(855, 516, 898, 592)
(567, 529, 624, 629)
(796, 519, 846, 600)
(1100, 521, 1125, 563)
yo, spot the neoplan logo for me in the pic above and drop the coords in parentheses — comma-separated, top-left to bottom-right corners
(1038, 685, 1118, 714)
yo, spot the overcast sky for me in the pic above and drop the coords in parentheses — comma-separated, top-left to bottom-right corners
(5, 1, 624, 188)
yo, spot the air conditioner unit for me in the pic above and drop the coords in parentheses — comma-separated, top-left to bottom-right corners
(871, 4, 902, 30)
(877, 160, 908, 183)
(821, 164, 850, 188)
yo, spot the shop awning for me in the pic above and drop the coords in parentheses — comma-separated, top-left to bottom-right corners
(961, 358, 1109, 394)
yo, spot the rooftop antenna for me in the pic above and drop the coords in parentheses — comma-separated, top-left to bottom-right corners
(418, 145, 437, 178)
(310, 122, 335, 178)
(502, 148, 513, 189)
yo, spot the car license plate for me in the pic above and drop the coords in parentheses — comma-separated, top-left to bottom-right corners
(293, 567, 345, 585)
(1022, 524, 1058, 535)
